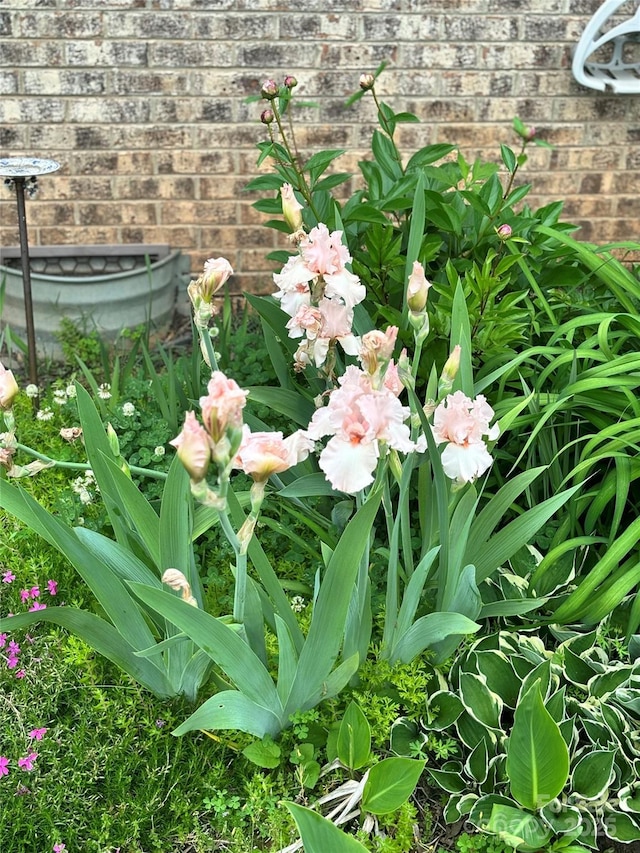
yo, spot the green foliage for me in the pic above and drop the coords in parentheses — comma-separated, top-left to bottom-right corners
(249, 72, 640, 631)
(55, 316, 103, 371)
(391, 628, 640, 850)
(277, 699, 424, 852)
(0, 383, 209, 701)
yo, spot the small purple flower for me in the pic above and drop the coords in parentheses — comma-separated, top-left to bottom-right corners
(18, 752, 38, 771)
(29, 727, 47, 741)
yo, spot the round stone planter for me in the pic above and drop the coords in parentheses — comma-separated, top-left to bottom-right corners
(0, 244, 188, 359)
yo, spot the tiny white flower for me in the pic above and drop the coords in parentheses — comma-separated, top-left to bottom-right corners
(66, 385, 77, 398)
(122, 402, 135, 417)
(154, 445, 166, 457)
(25, 384, 40, 399)
(36, 407, 54, 421)
(52, 389, 68, 405)
(98, 383, 112, 400)
(290, 595, 306, 612)
(78, 488, 92, 505)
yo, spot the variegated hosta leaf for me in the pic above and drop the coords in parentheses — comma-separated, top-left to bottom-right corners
(545, 684, 567, 722)
(563, 646, 599, 688)
(426, 690, 463, 730)
(588, 666, 633, 698)
(388, 718, 421, 757)
(471, 649, 522, 709)
(443, 792, 478, 824)
(571, 749, 616, 800)
(517, 659, 555, 704)
(540, 799, 583, 835)
(455, 711, 497, 752)
(581, 716, 613, 749)
(459, 671, 503, 730)
(467, 793, 518, 832)
(618, 782, 640, 815)
(613, 686, 640, 718)
(428, 765, 467, 795)
(486, 804, 553, 852)
(559, 716, 577, 752)
(602, 806, 640, 842)
(464, 737, 489, 786)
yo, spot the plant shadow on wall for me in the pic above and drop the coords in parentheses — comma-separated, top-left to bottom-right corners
(0, 66, 639, 852)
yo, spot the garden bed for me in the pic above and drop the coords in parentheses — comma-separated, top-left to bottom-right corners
(1, 73, 640, 853)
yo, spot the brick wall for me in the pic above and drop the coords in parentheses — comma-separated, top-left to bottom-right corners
(1, 0, 637, 295)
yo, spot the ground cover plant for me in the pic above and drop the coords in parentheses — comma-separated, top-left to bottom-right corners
(1, 69, 640, 852)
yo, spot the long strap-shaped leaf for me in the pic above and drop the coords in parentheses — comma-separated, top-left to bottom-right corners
(75, 383, 161, 568)
(226, 487, 305, 651)
(0, 607, 174, 698)
(282, 489, 382, 717)
(159, 454, 203, 687)
(127, 583, 282, 715)
(172, 689, 283, 739)
(472, 483, 582, 583)
(0, 480, 159, 656)
(464, 466, 546, 559)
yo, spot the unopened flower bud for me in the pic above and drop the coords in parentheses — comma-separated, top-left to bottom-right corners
(359, 73, 375, 91)
(396, 348, 414, 391)
(515, 121, 536, 142)
(170, 411, 211, 483)
(496, 223, 512, 241)
(388, 449, 403, 484)
(283, 75, 298, 89)
(200, 257, 233, 302)
(0, 362, 19, 411)
(281, 183, 304, 233)
(261, 108, 275, 125)
(407, 261, 431, 314)
(106, 423, 120, 458)
(261, 79, 279, 99)
(360, 327, 398, 375)
(439, 345, 462, 396)
(408, 309, 430, 345)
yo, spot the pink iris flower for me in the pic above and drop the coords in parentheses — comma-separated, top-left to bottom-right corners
(432, 391, 500, 484)
(300, 223, 350, 276)
(307, 366, 415, 494)
(234, 426, 314, 483)
(199, 372, 248, 444)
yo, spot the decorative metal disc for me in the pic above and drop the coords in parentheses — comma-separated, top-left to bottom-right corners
(0, 157, 61, 178)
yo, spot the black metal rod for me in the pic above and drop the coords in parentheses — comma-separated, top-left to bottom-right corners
(13, 176, 38, 387)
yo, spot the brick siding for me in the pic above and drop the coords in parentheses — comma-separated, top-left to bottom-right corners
(0, 0, 637, 295)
